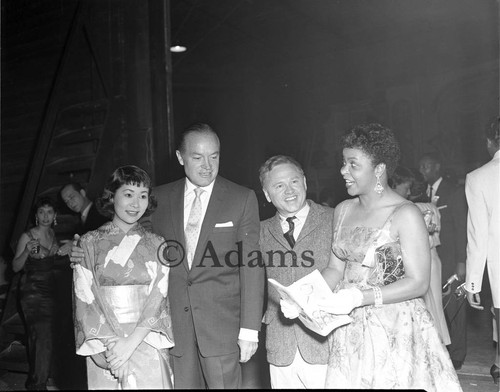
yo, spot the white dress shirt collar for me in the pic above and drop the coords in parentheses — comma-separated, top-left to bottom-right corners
(430, 177, 443, 196)
(184, 177, 216, 197)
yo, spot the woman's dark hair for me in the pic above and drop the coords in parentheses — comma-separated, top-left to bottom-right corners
(388, 166, 415, 189)
(31, 196, 57, 227)
(96, 165, 158, 219)
(409, 168, 428, 202)
(341, 123, 401, 177)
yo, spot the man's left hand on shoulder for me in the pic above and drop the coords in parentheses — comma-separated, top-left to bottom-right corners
(237, 339, 258, 363)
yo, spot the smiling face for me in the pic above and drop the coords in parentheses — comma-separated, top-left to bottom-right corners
(36, 205, 56, 227)
(176, 132, 220, 187)
(263, 162, 307, 217)
(340, 147, 383, 197)
(112, 183, 149, 232)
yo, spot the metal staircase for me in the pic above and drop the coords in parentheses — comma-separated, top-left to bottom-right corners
(0, 1, 120, 372)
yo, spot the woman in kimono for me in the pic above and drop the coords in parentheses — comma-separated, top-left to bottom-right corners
(73, 165, 174, 389)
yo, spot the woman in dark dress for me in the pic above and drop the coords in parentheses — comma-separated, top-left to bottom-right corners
(12, 196, 70, 390)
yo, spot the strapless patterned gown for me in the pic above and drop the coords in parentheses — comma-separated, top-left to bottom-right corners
(325, 200, 462, 391)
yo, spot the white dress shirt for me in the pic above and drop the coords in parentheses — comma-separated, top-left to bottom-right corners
(428, 177, 443, 200)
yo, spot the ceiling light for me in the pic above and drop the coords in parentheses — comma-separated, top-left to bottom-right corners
(170, 45, 187, 53)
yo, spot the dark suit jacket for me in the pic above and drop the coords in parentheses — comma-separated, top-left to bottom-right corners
(261, 200, 334, 366)
(150, 176, 264, 357)
(77, 203, 109, 235)
(434, 178, 468, 284)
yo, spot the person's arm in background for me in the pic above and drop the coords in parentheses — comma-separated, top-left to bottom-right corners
(237, 189, 264, 363)
(451, 185, 468, 280)
(12, 233, 38, 273)
(464, 174, 486, 310)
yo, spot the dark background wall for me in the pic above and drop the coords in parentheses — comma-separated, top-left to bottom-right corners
(1, 0, 499, 258)
(169, 0, 499, 201)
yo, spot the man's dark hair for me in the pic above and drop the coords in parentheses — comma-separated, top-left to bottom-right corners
(485, 116, 500, 148)
(259, 155, 305, 187)
(177, 122, 220, 153)
(59, 182, 84, 195)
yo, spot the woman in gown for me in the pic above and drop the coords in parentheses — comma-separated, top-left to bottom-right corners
(73, 165, 174, 389)
(319, 124, 462, 390)
(389, 165, 451, 346)
(13, 196, 70, 390)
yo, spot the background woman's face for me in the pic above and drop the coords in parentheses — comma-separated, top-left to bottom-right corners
(394, 181, 412, 199)
(36, 205, 55, 227)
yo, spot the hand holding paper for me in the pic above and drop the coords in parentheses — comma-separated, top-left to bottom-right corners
(317, 287, 363, 315)
(280, 298, 300, 319)
(268, 270, 352, 336)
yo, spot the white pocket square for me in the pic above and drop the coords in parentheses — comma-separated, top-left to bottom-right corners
(215, 221, 233, 228)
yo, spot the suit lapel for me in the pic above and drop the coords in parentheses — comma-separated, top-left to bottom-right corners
(170, 180, 189, 272)
(267, 214, 290, 250)
(193, 177, 225, 265)
(295, 202, 322, 244)
(435, 179, 451, 207)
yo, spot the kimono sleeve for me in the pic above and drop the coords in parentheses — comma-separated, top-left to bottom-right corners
(136, 233, 174, 349)
(73, 231, 119, 356)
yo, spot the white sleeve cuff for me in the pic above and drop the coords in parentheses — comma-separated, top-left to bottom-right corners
(238, 328, 258, 342)
(76, 338, 106, 356)
(143, 330, 174, 349)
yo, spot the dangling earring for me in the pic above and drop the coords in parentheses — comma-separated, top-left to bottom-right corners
(35, 216, 39, 226)
(374, 173, 384, 194)
(53, 216, 58, 226)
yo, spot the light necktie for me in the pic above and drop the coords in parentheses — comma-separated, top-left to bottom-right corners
(185, 187, 204, 269)
(284, 216, 296, 248)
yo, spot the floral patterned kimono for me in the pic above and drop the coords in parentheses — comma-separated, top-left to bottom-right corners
(73, 222, 174, 389)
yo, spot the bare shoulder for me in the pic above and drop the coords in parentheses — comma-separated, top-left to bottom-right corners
(392, 202, 427, 232)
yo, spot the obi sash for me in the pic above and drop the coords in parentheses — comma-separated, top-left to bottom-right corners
(100, 285, 148, 324)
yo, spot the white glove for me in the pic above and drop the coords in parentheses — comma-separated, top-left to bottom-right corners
(280, 299, 300, 319)
(317, 287, 363, 315)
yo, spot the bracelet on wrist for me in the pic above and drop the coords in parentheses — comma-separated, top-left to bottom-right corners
(372, 286, 383, 307)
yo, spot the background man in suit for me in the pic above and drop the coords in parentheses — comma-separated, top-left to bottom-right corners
(60, 182, 108, 235)
(259, 155, 334, 388)
(419, 153, 468, 370)
(464, 118, 499, 384)
(58, 183, 108, 389)
(149, 123, 264, 389)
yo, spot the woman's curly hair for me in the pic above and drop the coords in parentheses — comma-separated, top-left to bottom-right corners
(341, 123, 401, 176)
(96, 165, 158, 219)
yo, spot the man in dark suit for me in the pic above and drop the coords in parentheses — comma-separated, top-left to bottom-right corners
(60, 182, 109, 235)
(259, 155, 334, 388)
(58, 184, 108, 389)
(149, 123, 264, 389)
(419, 153, 468, 370)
